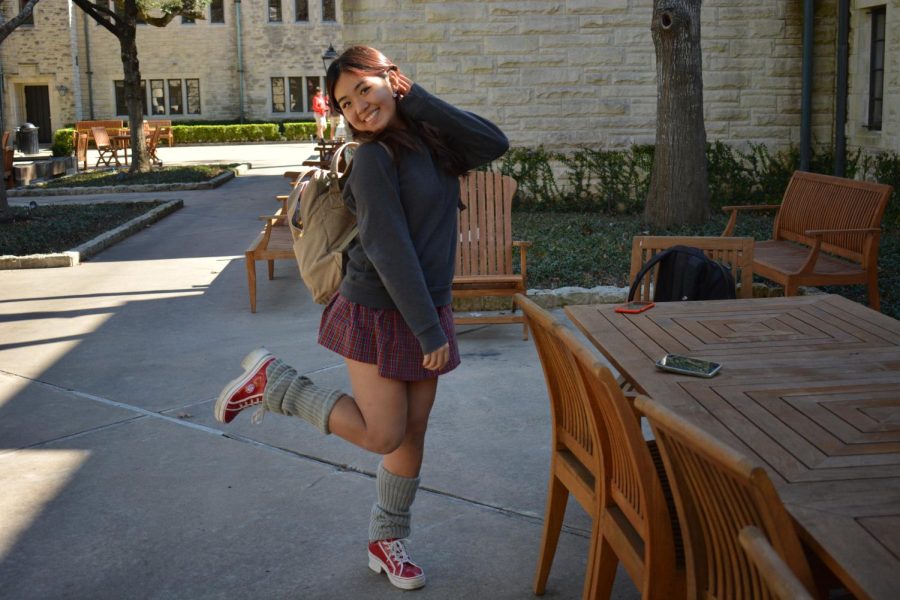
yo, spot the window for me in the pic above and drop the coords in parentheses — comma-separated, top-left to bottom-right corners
(272, 78, 286, 113)
(182, 15, 195, 24)
(322, 0, 335, 22)
(868, 7, 886, 130)
(150, 80, 166, 115)
(268, 0, 282, 22)
(20, 0, 34, 26)
(186, 79, 201, 114)
(114, 80, 148, 116)
(289, 77, 304, 111)
(210, 0, 224, 23)
(295, 0, 308, 22)
(168, 79, 184, 114)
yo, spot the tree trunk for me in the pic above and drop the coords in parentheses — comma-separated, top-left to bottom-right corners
(645, 0, 709, 228)
(121, 0, 149, 173)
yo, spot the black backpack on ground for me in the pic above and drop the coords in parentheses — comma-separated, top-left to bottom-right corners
(628, 245, 737, 302)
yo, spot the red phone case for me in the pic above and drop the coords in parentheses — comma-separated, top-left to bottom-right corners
(615, 301, 656, 314)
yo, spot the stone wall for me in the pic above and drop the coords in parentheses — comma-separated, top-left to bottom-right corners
(847, 0, 900, 156)
(0, 0, 79, 137)
(4, 0, 896, 158)
(75, 1, 343, 122)
(341, 0, 840, 152)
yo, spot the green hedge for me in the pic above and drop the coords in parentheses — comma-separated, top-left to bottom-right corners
(498, 142, 900, 224)
(172, 124, 280, 144)
(52, 121, 312, 155)
(53, 128, 76, 157)
(283, 122, 318, 140)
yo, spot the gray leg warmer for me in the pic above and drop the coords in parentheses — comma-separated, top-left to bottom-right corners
(369, 462, 420, 541)
(263, 358, 344, 434)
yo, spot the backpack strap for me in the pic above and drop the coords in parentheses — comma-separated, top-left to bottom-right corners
(628, 248, 674, 302)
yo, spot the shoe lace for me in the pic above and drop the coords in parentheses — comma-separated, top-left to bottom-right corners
(388, 539, 412, 564)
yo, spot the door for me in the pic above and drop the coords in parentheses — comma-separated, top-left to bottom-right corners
(24, 85, 52, 143)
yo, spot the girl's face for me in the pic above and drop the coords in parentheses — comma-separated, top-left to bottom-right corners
(332, 71, 398, 134)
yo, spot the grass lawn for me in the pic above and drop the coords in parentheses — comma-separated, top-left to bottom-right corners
(0, 201, 166, 255)
(37, 164, 237, 189)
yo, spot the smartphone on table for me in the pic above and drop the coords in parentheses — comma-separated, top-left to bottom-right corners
(615, 301, 655, 314)
(655, 354, 722, 378)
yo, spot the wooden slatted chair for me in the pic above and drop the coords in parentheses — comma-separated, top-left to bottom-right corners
(565, 337, 685, 599)
(454, 171, 531, 339)
(635, 397, 820, 600)
(515, 294, 604, 599)
(91, 126, 120, 167)
(739, 526, 815, 600)
(145, 125, 162, 166)
(721, 171, 892, 310)
(629, 236, 755, 301)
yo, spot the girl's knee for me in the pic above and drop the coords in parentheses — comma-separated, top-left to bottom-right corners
(366, 429, 405, 455)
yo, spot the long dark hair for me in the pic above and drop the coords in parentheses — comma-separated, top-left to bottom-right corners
(326, 46, 468, 176)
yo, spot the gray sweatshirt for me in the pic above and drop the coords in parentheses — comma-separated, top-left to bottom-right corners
(339, 84, 509, 354)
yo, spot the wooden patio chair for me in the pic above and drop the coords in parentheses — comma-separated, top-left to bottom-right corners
(146, 125, 162, 166)
(91, 126, 120, 167)
(74, 132, 89, 171)
(454, 171, 532, 338)
(739, 526, 815, 600)
(629, 235, 755, 301)
(515, 294, 604, 599)
(565, 334, 685, 599)
(635, 396, 820, 600)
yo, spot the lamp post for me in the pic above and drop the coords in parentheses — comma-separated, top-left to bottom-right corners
(321, 44, 338, 74)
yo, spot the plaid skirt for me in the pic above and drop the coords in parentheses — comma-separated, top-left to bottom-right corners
(318, 293, 461, 381)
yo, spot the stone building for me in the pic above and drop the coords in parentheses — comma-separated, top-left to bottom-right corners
(0, 0, 896, 157)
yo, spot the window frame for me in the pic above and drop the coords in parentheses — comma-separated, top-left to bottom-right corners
(168, 79, 184, 115)
(20, 0, 35, 26)
(186, 79, 202, 115)
(295, 0, 309, 22)
(321, 0, 335, 22)
(210, 0, 225, 23)
(271, 77, 286, 113)
(150, 79, 166, 115)
(867, 6, 886, 131)
(268, 0, 283, 23)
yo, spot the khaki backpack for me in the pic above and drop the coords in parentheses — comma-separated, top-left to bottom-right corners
(286, 142, 359, 304)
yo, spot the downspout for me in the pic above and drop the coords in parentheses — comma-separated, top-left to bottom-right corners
(83, 12, 95, 119)
(235, 0, 245, 123)
(800, 0, 814, 171)
(834, 0, 850, 176)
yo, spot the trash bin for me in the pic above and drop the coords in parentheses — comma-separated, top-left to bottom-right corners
(16, 123, 40, 155)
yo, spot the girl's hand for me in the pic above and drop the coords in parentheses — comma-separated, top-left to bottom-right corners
(389, 70, 413, 99)
(422, 343, 449, 371)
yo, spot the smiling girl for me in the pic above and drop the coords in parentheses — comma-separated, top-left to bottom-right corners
(214, 46, 508, 590)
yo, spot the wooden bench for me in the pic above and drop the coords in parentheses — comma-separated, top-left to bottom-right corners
(245, 208, 298, 313)
(722, 171, 893, 310)
(146, 119, 174, 147)
(75, 120, 124, 148)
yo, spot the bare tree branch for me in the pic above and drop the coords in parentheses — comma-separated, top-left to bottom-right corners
(0, 0, 41, 44)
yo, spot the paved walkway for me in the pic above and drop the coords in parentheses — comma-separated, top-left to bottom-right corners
(0, 143, 639, 599)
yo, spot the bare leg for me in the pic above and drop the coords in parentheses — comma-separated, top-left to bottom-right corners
(327, 358, 414, 455)
(383, 378, 437, 478)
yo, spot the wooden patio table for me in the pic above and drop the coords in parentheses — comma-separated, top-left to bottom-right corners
(565, 294, 900, 600)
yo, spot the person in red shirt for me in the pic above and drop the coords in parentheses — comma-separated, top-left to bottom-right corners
(312, 87, 329, 141)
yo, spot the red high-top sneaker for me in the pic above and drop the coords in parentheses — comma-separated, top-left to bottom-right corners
(367, 538, 426, 590)
(214, 348, 275, 424)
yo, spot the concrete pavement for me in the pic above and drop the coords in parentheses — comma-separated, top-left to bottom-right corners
(0, 142, 639, 599)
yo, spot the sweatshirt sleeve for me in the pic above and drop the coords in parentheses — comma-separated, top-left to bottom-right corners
(400, 84, 509, 170)
(345, 143, 448, 354)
